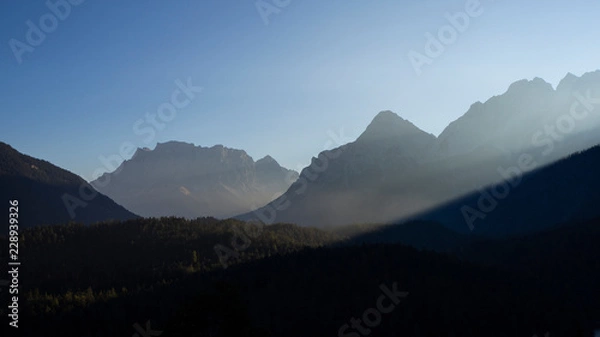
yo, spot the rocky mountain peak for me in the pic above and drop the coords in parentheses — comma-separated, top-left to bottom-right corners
(256, 155, 279, 167)
(357, 110, 433, 146)
(505, 77, 554, 95)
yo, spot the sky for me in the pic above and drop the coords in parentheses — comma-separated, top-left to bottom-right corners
(1, 0, 599, 181)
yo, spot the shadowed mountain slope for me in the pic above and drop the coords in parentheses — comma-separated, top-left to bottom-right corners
(409, 145, 600, 238)
(0, 142, 138, 228)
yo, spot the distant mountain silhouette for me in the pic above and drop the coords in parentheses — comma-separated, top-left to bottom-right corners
(0, 142, 138, 228)
(241, 71, 600, 228)
(91, 141, 298, 219)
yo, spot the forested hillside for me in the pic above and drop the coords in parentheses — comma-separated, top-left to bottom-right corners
(1, 216, 597, 337)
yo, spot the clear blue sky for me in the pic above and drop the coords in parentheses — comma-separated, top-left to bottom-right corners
(1, 0, 598, 181)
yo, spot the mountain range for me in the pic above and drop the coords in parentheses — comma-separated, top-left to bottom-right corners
(4, 70, 600, 337)
(91, 141, 298, 219)
(3, 70, 600, 233)
(241, 70, 600, 229)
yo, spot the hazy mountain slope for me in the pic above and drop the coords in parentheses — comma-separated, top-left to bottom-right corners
(0, 142, 138, 228)
(240, 71, 600, 228)
(432, 77, 556, 159)
(238, 111, 441, 227)
(423, 70, 600, 194)
(254, 155, 298, 197)
(412, 145, 600, 237)
(91, 141, 298, 219)
(433, 71, 600, 162)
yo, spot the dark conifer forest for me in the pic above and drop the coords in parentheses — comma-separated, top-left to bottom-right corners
(0, 214, 598, 336)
